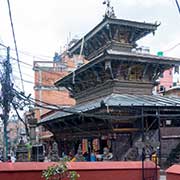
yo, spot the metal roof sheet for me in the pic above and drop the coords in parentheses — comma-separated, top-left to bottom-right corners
(39, 93, 180, 125)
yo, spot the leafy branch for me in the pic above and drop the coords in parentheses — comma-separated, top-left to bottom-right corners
(42, 162, 79, 180)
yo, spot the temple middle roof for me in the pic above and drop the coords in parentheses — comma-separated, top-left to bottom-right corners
(55, 50, 180, 87)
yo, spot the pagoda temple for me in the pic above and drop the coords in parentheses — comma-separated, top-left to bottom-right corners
(39, 15, 180, 165)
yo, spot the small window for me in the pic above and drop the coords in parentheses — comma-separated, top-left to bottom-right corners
(174, 66, 179, 74)
(166, 120, 172, 126)
(160, 85, 165, 92)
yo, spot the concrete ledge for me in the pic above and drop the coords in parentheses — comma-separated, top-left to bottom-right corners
(0, 162, 57, 172)
(166, 165, 180, 180)
(0, 161, 159, 180)
(67, 161, 156, 170)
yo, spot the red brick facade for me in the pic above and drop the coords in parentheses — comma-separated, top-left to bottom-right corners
(34, 55, 87, 140)
(34, 61, 75, 120)
(158, 68, 173, 93)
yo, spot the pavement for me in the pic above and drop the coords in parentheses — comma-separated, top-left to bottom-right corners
(160, 175, 166, 180)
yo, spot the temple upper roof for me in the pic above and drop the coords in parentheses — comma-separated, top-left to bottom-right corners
(68, 16, 159, 59)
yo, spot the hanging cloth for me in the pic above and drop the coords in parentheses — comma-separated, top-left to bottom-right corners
(92, 139, 100, 151)
(82, 139, 88, 154)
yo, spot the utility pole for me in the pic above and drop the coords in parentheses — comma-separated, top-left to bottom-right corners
(1, 45, 13, 161)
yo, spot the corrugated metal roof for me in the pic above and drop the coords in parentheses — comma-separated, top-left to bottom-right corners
(39, 94, 180, 124)
(107, 49, 180, 63)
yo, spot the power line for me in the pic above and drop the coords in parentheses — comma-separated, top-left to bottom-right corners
(11, 48, 53, 59)
(163, 43, 180, 52)
(7, 0, 25, 92)
(0, 46, 53, 61)
(13, 69, 34, 79)
(175, 0, 180, 14)
(12, 102, 30, 137)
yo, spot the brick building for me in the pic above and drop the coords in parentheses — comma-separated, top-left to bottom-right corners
(34, 53, 86, 141)
(157, 68, 173, 93)
(156, 66, 180, 94)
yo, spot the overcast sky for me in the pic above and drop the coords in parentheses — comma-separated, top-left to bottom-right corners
(0, 0, 180, 94)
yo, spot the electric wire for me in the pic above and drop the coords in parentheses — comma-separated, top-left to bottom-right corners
(163, 43, 180, 53)
(11, 48, 53, 59)
(12, 88, 113, 121)
(7, 0, 25, 92)
(175, 0, 180, 14)
(12, 102, 30, 137)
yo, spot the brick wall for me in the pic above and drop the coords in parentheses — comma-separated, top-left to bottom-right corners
(33, 56, 87, 140)
(160, 127, 180, 165)
(158, 68, 173, 92)
(0, 162, 159, 180)
(34, 62, 75, 120)
(166, 165, 180, 180)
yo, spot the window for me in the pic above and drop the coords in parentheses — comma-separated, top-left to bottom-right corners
(160, 73, 163, 78)
(174, 66, 179, 74)
(159, 85, 165, 92)
(165, 120, 172, 126)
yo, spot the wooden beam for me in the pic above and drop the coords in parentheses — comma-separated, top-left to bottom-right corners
(112, 119, 134, 124)
(97, 32, 106, 45)
(129, 30, 135, 43)
(102, 30, 110, 42)
(127, 62, 133, 80)
(113, 128, 140, 132)
(56, 128, 111, 139)
(108, 25, 113, 40)
(84, 41, 93, 54)
(113, 26, 119, 41)
(142, 63, 149, 79)
(91, 67, 102, 82)
(94, 36, 102, 47)
(65, 85, 74, 94)
(152, 64, 159, 80)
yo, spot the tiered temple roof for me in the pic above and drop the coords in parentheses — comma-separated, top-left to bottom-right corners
(39, 16, 180, 138)
(68, 16, 159, 59)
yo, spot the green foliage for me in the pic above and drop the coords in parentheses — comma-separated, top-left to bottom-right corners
(42, 162, 79, 180)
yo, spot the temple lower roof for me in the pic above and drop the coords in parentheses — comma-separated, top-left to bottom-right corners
(39, 93, 180, 125)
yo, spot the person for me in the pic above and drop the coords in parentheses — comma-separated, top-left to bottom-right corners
(90, 151, 96, 162)
(71, 145, 85, 162)
(102, 147, 113, 161)
(151, 151, 158, 164)
(67, 151, 72, 160)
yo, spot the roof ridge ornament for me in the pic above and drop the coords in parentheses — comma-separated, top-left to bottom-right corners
(103, 0, 116, 19)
